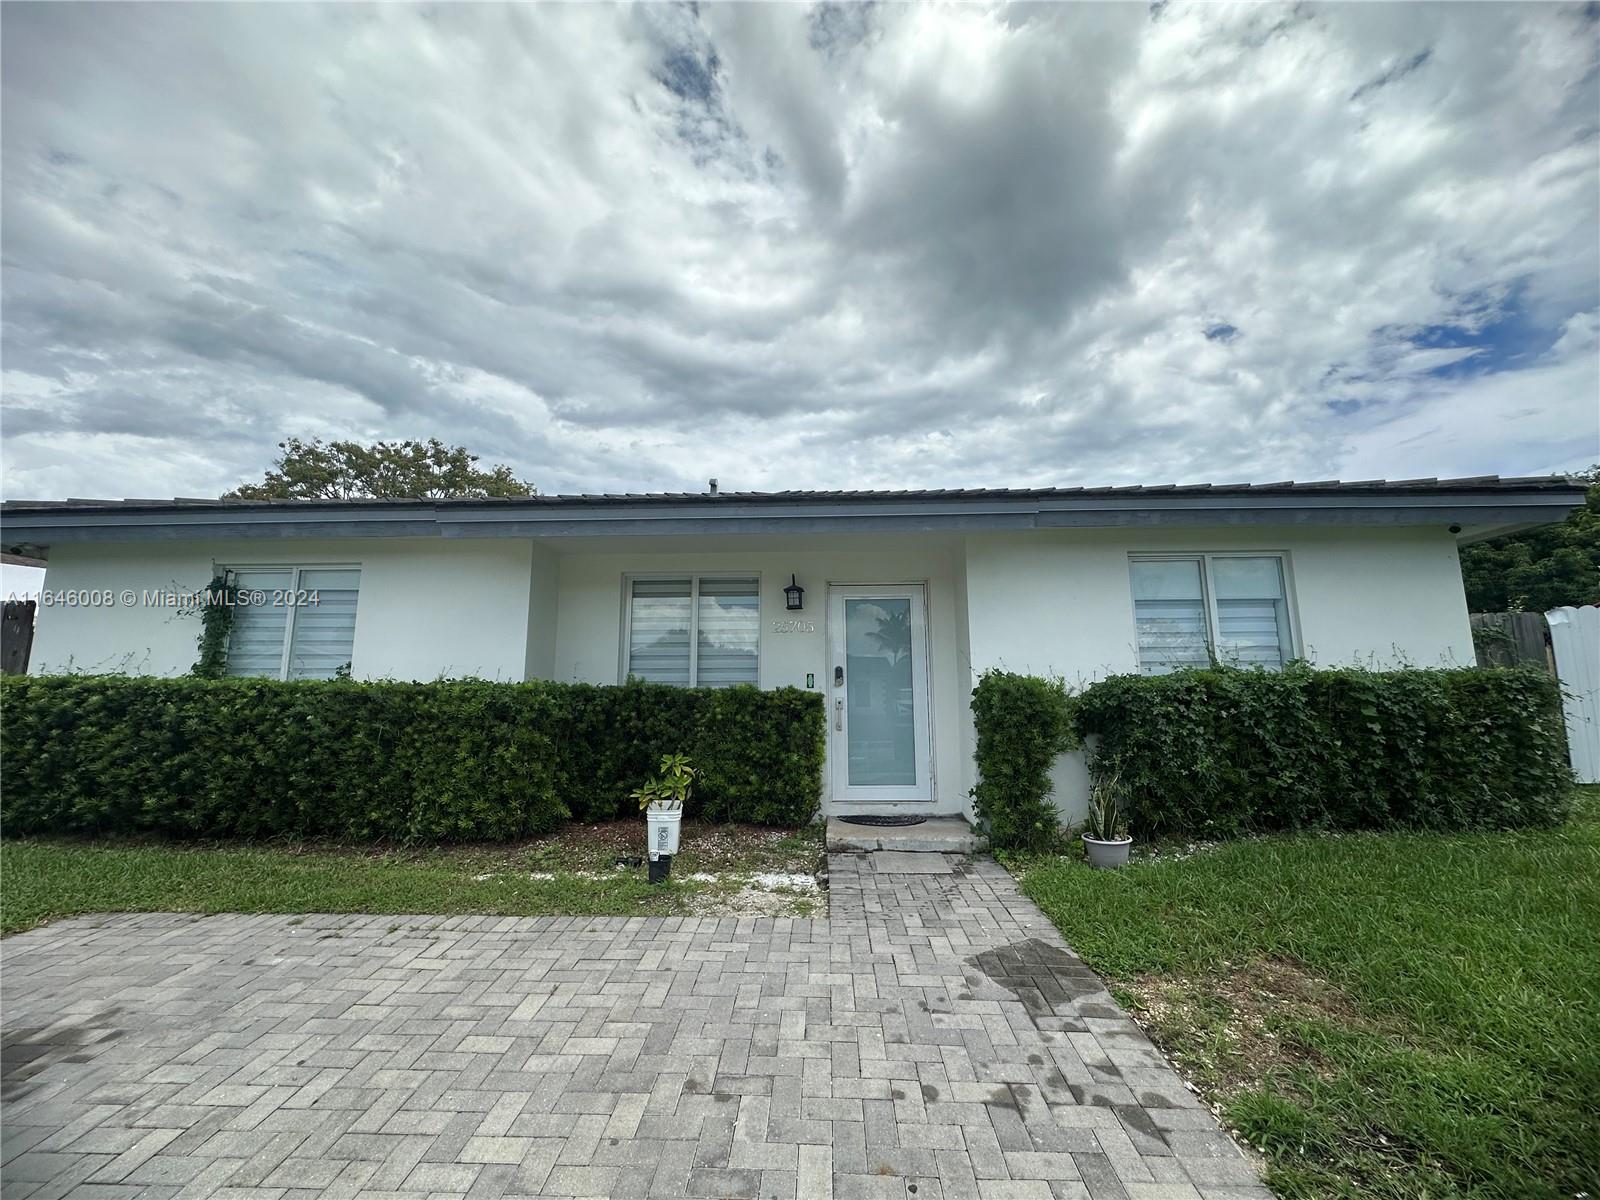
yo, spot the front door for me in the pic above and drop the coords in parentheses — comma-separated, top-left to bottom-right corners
(828, 585, 933, 807)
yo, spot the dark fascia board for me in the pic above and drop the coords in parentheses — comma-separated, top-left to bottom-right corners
(0, 484, 1585, 548)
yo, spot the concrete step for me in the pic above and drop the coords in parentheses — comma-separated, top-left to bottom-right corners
(825, 816, 988, 854)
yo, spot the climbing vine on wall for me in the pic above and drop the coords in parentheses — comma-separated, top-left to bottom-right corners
(190, 572, 236, 679)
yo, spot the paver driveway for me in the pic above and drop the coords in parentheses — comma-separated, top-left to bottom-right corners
(1, 853, 1268, 1200)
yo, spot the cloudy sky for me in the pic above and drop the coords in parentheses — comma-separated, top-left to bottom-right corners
(2, 1, 1597, 506)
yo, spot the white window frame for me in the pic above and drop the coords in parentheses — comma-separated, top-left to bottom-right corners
(619, 571, 764, 687)
(1128, 552, 1300, 671)
(224, 562, 362, 681)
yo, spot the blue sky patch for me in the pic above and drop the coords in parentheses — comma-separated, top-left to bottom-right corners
(1406, 290, 1555, 380)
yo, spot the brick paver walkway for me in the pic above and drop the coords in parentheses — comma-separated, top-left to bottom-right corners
(1, 853, 1268, 1199)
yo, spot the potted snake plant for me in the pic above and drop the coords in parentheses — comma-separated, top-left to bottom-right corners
(632, 753, 694, 883)
(1083, 768, 1132, 869)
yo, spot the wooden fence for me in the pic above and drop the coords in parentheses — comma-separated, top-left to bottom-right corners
(1472, 607, 1600, 784)
(1469, 611, 1553, 671)
(2, 600, 36, 675)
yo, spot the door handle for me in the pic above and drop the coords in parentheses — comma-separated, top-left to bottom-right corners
(834, 698, 843, 731)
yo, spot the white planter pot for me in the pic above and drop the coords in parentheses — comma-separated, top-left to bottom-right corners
(646, 806, 682, 858)
(1083, 836, 1132, 869)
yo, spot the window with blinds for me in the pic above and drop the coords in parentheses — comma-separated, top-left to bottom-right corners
(226, 565, 360, 681)
(626, 576, 759, 687)
(1211, 557, 1292, 670)
(1130, 555, 1293, 675)
(627, 579, 693, 685)
(1130, 559, 1211, 674)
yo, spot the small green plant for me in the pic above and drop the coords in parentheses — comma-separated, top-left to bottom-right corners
(633, 753, 696, 812)
(1084, 769, 1130, 842)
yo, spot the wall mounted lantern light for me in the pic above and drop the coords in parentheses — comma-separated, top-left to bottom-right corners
(784, 574, 805, 611)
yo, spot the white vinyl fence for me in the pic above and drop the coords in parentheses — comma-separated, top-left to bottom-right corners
(1547, 606, 1599, 785)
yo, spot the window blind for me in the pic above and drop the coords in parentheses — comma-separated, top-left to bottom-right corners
(225, 569, 293, 678)
(226, 566, 360, 680)
(286, 568, 360, 680)
(626, 576, 760, 688)
(1131, 559, 1210, 675)
(695, 577, 759, 687)
(1212, 557, 1291, 669)
(627, 579, 692, 685)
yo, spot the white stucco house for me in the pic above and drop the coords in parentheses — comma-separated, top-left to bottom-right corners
(2, 476, 1585, 822)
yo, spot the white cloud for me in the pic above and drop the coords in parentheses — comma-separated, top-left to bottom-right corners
(1, 2, 1595, 501)
(1341, 309, 1600, 479)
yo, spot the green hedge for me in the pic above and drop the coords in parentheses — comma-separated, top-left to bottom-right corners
(540, 679, 825, 825)
(969, 670, 1081, 852)
(1075, 665, 1572, 838)
(0, 675, 825, 841)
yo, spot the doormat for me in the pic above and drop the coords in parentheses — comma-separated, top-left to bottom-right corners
(837, 814, 927, 827)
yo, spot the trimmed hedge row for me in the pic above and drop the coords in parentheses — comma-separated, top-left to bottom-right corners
(1075, 665, 1573, 838)
(969, 671, 1080, 852)
(540, 679, 825, 825)
(0, 675, 825, 841)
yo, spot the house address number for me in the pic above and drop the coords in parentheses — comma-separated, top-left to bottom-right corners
(771, 619, 816, 634)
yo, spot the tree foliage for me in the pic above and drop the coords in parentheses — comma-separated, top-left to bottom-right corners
(225, 437, 535, 501)
(1459, 466, 1599, 613)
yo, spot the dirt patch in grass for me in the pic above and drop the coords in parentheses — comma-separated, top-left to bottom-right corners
(422, 821, 827, 916)
(453, 821, 823, 876)
(686, 873, 823, 918)
(144, 820, 825, 878)
(1118, 958, 1371, 1101)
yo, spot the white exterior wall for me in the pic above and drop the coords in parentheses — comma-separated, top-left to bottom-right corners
(551, 542, 970, 815)
(524, 544, 559, 682)
(963, 525, 1474, 680)
(30, 539, 535, 682)
(962, 525, 1476, 823)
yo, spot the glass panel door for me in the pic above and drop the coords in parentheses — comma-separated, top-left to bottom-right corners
(844, 597, 917, 786)
(828, 585, 932, 805)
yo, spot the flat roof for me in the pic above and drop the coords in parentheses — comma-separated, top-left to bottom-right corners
(1, 474, 1585, 555)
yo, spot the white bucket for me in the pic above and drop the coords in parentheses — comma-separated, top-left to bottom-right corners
(646, 807, 681, 857)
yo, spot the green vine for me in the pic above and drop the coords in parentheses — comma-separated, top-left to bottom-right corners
(191, 572, 236, 679)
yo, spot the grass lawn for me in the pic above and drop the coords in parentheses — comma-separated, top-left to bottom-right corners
(0, 820, 824, 936)
(1014, 786, 1600, 1200)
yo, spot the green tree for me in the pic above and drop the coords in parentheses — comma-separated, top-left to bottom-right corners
(1458, 466, 1599, 612)
(226, 437, 535, 501)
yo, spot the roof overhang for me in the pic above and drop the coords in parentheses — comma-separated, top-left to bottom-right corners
(0, 483, 1584, 556)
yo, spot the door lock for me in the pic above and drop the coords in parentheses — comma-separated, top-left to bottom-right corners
(834, 698, 843, 731)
